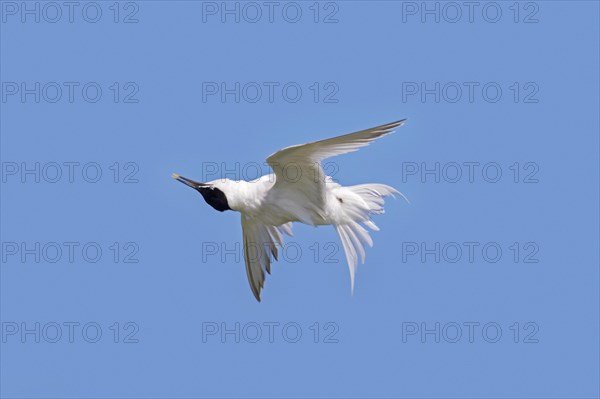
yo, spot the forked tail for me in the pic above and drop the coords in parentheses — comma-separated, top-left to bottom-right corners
(334, 184, 407, 292)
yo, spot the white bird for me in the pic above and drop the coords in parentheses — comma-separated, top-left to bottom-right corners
(173, 119, 408, 301)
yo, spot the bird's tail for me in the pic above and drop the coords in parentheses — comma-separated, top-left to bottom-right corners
(334, 184, 407, 293)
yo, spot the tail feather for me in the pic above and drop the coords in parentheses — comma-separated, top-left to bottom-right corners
(336, 221, 374, 292)
(334, 183, 406, 293)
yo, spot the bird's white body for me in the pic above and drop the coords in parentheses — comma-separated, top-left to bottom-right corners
(213, 174, 376, 226)
(174, 120, 407, 301)
(212, 173, 406, 225)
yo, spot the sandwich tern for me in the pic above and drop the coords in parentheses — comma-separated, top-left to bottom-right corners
(173, 119, 408, 301)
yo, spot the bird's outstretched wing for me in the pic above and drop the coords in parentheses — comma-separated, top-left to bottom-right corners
(241, 215, 293, 301)
(265, 119, 406, 224)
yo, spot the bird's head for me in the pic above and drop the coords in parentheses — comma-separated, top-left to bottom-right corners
(172, 173, 233, 212)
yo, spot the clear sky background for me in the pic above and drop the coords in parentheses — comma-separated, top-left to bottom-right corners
(1, 1, 599, 398)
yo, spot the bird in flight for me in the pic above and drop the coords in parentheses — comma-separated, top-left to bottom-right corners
(172, 119, 408, 301)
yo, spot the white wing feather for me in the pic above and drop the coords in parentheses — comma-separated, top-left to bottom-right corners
(241, 215, 293, 301)
(265, 119, 406, 225)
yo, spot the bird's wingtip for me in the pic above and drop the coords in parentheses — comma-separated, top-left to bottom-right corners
(384, 119, 407, 132)
(171, 173, 181, 180)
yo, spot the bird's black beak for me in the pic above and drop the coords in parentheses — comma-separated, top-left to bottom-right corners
(172, 173, 232, 212)
(171, 173, 209, 190)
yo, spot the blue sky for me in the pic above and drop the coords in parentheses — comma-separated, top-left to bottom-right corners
(1, 1, 599, 398)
